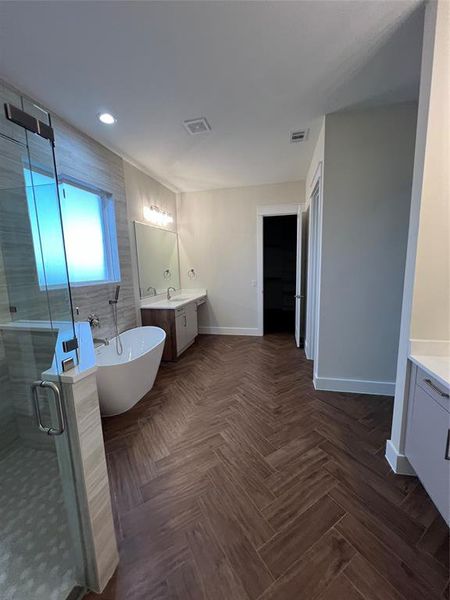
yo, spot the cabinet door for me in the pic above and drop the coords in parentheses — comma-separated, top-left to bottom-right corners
(406, 383, 450, 525)
(185, 302, 198, 344)
(175, 310, 188, 354)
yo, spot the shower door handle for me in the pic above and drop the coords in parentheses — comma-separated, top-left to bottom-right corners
(31, 380, 66, 436)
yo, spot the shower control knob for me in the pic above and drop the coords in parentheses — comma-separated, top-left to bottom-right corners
(88, 313, 100, 328)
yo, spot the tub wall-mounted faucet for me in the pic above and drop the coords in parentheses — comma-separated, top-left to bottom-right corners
(88, 313, 100, 328)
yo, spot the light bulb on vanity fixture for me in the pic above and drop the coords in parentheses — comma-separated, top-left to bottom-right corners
(143, 205, 173, 227)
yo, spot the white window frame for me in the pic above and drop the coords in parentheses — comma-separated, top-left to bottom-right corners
(25, 164, 121, 289)
(59, 176, 121, 288)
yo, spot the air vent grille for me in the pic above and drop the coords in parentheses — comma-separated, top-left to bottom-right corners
(290, 129, 308, 143)
(183, 117, 211, 135)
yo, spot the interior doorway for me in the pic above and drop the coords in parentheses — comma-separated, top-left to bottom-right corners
(263, 215, 297, 334)
(256, 204, 305, 340)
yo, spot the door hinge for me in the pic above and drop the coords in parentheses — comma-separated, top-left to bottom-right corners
(62, 337, 79, 353)
(4, 103, 55, 144)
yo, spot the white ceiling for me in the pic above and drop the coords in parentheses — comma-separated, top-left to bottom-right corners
(0, 1, 424, 192)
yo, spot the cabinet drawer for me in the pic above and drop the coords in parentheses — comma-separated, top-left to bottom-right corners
(416, 367, 450, 412)
(405, 382, 450, 525)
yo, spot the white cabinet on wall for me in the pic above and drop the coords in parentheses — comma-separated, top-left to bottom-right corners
(405, 364, 450, 525)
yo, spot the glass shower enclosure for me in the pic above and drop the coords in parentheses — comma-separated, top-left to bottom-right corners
(0, 83, 87, 599)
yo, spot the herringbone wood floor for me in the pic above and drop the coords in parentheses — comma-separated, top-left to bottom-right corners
(87, 334, 449, 600)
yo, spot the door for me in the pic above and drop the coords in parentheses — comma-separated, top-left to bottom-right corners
(185, 302, 198, 345)
(0, 84, 86, 599)
(295, 210, 303, 347)
(305, 183, 320, 360)
(176, 302, 198, 355)
(176, 309, 187, 354)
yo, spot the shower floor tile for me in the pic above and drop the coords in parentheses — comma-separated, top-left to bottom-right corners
(0, 445, 77, 600)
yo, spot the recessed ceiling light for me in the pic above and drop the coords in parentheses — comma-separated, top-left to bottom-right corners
(98, 112, 116, 125)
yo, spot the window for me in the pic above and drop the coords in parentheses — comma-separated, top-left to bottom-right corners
(24, 168, 120, 288)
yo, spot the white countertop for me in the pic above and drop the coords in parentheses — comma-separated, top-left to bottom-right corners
(409, 339, 450, 390)
(409, 354, 450, 390)
(140, 289, 207, 310)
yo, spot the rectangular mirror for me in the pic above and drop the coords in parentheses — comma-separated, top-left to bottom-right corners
(134, 221, 180, 297)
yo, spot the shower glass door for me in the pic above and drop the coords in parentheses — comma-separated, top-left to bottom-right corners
(0, 83, 86, 599)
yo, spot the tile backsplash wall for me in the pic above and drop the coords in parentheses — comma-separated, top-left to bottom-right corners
(52, 116, 136, 341)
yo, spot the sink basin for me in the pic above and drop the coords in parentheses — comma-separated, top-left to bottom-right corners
(169, 296, 191, 302)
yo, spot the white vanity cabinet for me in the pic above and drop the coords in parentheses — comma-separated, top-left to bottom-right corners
(175, 302, 198, 356)
(405, 364, 450, 525)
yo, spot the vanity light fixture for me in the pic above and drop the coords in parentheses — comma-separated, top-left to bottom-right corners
(98, 112, 116, 125)
(143, 205, 174, 227)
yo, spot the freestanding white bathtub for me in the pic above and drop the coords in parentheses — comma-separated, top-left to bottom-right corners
(95, 326, 166, 416)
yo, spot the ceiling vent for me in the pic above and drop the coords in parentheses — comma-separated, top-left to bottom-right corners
(183, 117, 211, 135)
(290, 129, 309, 143)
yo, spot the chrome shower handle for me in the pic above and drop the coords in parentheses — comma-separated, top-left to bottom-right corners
(31, 380, 66, 436)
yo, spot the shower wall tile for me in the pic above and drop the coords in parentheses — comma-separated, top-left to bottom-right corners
(0, 83, 26, 150)
(63, 372, 118, 592)
(52, 115, 137, 341)
(0, 80, 136, 343)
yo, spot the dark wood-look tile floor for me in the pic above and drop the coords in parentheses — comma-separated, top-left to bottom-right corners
(86, 334, 449, 600)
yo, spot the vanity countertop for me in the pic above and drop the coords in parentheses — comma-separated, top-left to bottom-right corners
(409, 354, 450, 390)
(408, 339, 450, 390)
(140, 289, 207, 310)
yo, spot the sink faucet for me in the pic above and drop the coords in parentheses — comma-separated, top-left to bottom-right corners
(167, 287, 176, 300)
(93, 337, 109, 346)
(146, 286, 157, 296)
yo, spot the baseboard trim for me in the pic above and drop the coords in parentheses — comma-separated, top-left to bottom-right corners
(198, 326, 261, 337)
(385, 439, 416, 476)
(313, 375, 395, 396)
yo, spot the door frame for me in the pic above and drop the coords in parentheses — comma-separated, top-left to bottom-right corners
(294, 209, 303, 347)
(256, 203, 304, 337)
(305, 162, 324, 369)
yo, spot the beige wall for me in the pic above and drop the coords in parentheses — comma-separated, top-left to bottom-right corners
(123, 161, 178, 321)
(390, 0, 449, 458)
(177, 181, 304, 333)
(411, 0, 450, 341)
